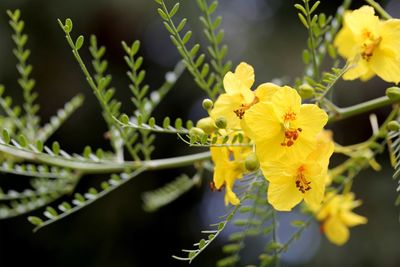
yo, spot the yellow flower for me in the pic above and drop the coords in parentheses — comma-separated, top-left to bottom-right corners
(243, 86, 328, 162)
(334, 5, 400, 83)
(307, 130, 335, 185)
(210, 142, 251, 205)
(261, 157, 326, 211)
(313, 192, 367, 246)
(211, 62, 278, 130)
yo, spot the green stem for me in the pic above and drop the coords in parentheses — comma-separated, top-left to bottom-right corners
(364, 0, 392, 19)
(272, 210, 281, 267)
(159, 0, 216, 99)
(328, 96, 398, 123)
(58, 20, 138, 160)
(304, 0, 319, 81)
(0, 139, 210, 174)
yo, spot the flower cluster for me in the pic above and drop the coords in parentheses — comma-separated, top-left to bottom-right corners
(196, 62, 332, 211)
(335, 5, 400, 83)
(190, 4, 400, 247)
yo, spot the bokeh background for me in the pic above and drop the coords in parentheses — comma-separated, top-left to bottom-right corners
(0, 0, 400, 266)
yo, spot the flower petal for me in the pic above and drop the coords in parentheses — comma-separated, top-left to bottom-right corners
(261, 160, 296, 183)
(343, 59, 372, 80)
(304, 174, 325, 208)
(297, 104, 328, 138)
(235, 62, 255, 89)
(254, 82, 280, 102)
(270, 87, 301, 120)
(211, 93, 243, 129)
(323, 216, 350, 246)
(340, 211, 367, 227)
(370, 48, 400, 84)
(243, 101, 281, 141)
(267, 181, 303, 211)
(345, 6, 380, 39)
(334, 25, 358, 59)
(380, 19, 400, 58)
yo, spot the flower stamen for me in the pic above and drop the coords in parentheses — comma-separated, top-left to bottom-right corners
(234, 96, 259, 119)
(281, 111, 302, 147)
(295, 166, 311, 193)
(361, 30, 382, 61)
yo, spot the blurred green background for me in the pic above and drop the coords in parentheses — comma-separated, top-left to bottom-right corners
(0, 0, 400, 266)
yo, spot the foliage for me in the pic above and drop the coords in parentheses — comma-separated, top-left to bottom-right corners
(0, 0, 399, 266)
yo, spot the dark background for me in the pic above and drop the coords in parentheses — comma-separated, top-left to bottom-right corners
(0, 0, 400, 266)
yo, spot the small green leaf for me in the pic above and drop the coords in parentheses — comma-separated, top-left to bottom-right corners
(163, 117, 171, 128)
(52, 141, 60, 155)
(44, 206, 58, 219)
(174, 118, 182, 129)
(182, 31, 192, 44)
(157, 8, 169, 21)
(207, 1, 218, 14)
(120, 114, 130, 124)
(310, 1, 320, 14)
(2, 129, 10, 144)
(199, 239, 206, 249)
(149, 117, 156, 127)
(294, 4, 307, 15)
(298, 13, 308, 29)
(395, 195, 400, 206)
(18, 134, 28, 148)
(291, 220, 305, 227)
(36, 140, 43, 152)
(177, 18, 187, 32)
(190, 44, 200, 57)
(65, 18, 73, 32)
(83, 146, 92, 158)
(28, 216, 43, 226)
(169, 3, 180, 17)
(188, 251, 196, 259)
(75, 35, 84, 50)
(131, 40, 140, 56)
(58, 202, 72, 212)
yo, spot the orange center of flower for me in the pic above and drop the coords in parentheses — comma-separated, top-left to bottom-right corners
(234, 96, 259, 119)
(295, 165, 311, 193)
(361, 30, 382, 61)
(281, 111, 302, 147)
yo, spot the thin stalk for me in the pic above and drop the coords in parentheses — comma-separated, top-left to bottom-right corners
(272, 210, 281, 267)
(0, 140, 210, 174)
(364, 0, 392, 20)
(304, 0, 319, 80)
(328, 96, 398, 123)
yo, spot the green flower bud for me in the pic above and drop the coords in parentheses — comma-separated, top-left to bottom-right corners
(298, 84, 315, 99)
(387, 120, 400, 131)
(245, 152, 260, 172)
(196, 117, 216, 134)
(189, 127, 205, 141)
(386, 87, 400, 100)
(215, 117, 227, 129)
(202, 99, 213, 110)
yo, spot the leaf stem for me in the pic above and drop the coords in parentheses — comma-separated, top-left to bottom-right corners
(0, 139, 210, 174)
(364, 0, 392, 20)
(304, 0, 319, 80)
(328, 96, 398, 123)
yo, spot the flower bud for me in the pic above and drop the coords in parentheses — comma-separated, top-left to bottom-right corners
(245, 152, 260, 172)
(386, 87, 400, 100)
(215, 117, 227, 129)
(298, 84, 315, 99)
(387, 120, 400, 131)
(189, 127, 205, 141)
(196, 117, 216, 134)
(202, 99, 213, 110)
